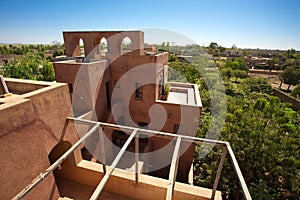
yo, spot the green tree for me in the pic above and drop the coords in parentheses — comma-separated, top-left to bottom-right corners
(53, 49, 65, 58)
(168, 61, 201, 84)
(164, 52, 299, 199)
(194, 73, 300, 199)
(219, 46, 226, 53)
(225, 58, 248, 71)
(1, 52, 55, 81)
(267, 59, 277, 71)
(287, 48, 296, 58)
(279, 66, 300, 91)
(231, 44, 237, 49)
(291, 84, 300, 98)
(232, 70, 248, 82)
(209, 42, 218, 49)
(39, 60, 55, 81)
(168, 53, 178, 62)
(241, 77, 272, 94)
(0, 45, 9, 54)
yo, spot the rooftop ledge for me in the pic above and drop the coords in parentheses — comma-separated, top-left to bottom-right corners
(158, 82, 202, 107)
(0, 78, 65, 106)
(53, 57, 108, 64)
(53, 51, 168, 63)
(55, 160, 222, 200)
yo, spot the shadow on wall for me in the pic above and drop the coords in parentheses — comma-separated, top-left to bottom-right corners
(48, 141, 75, 165)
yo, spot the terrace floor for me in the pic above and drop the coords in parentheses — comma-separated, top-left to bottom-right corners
(56, 177, 135, 200)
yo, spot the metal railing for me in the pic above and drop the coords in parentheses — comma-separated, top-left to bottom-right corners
(12, 117, 252, 200)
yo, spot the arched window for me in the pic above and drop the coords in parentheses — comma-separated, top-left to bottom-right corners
(99, 37, 108, 57)
(121, 36, 132, 54)
(79, 38, 85, 56)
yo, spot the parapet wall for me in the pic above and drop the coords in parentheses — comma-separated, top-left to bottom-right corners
(273, 88, 300, 110)
(63, 31, 144, 58)
(55, 160, 222, 200)
(0, 79, 79, 199)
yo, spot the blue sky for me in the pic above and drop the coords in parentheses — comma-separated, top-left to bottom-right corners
(0, 0, 299, 50)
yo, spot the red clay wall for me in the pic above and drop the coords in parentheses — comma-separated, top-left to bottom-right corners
(0, 80, 79, 199)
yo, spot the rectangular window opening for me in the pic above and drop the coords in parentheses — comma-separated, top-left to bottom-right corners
(135, 82, 143, 100)
(68, 83, 73, 93)
(173, 123, 180, 134)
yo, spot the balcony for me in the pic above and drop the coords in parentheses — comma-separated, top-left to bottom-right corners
(161, 82, 202, 107)
(12, 117, 251, 200)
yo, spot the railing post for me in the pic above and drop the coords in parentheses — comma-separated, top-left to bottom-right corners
(99, 127, 106, 174)
(166, 136, 182, 200)
(211, 146, 228, 199)
(226, 143, 252, 200)
(89, 129, 137, 200)
(0, 75, 10, 94)
(135, 131, 139, 184)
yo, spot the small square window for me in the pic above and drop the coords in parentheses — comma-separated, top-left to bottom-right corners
(135, 82, 143, 100)
(68, 83, 73, 93)
(173, 123, 180, 134)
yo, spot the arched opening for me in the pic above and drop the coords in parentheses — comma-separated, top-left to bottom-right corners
(48, 141, 74, 165)
(121, 36, 132, 54)
(79, 38, 85, 57)
(99, 37, 108, 58)
(48, 141, 78, 197)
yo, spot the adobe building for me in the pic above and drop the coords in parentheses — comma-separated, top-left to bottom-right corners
(0, 31, 251, 200)
(53, 31, 202, 182)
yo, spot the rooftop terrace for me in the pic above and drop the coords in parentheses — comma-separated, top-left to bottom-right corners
(165, 82, 201, 106)
(12, 116, 251, 200)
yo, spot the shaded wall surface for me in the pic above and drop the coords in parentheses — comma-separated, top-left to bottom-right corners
(0, 79, 79, 199)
